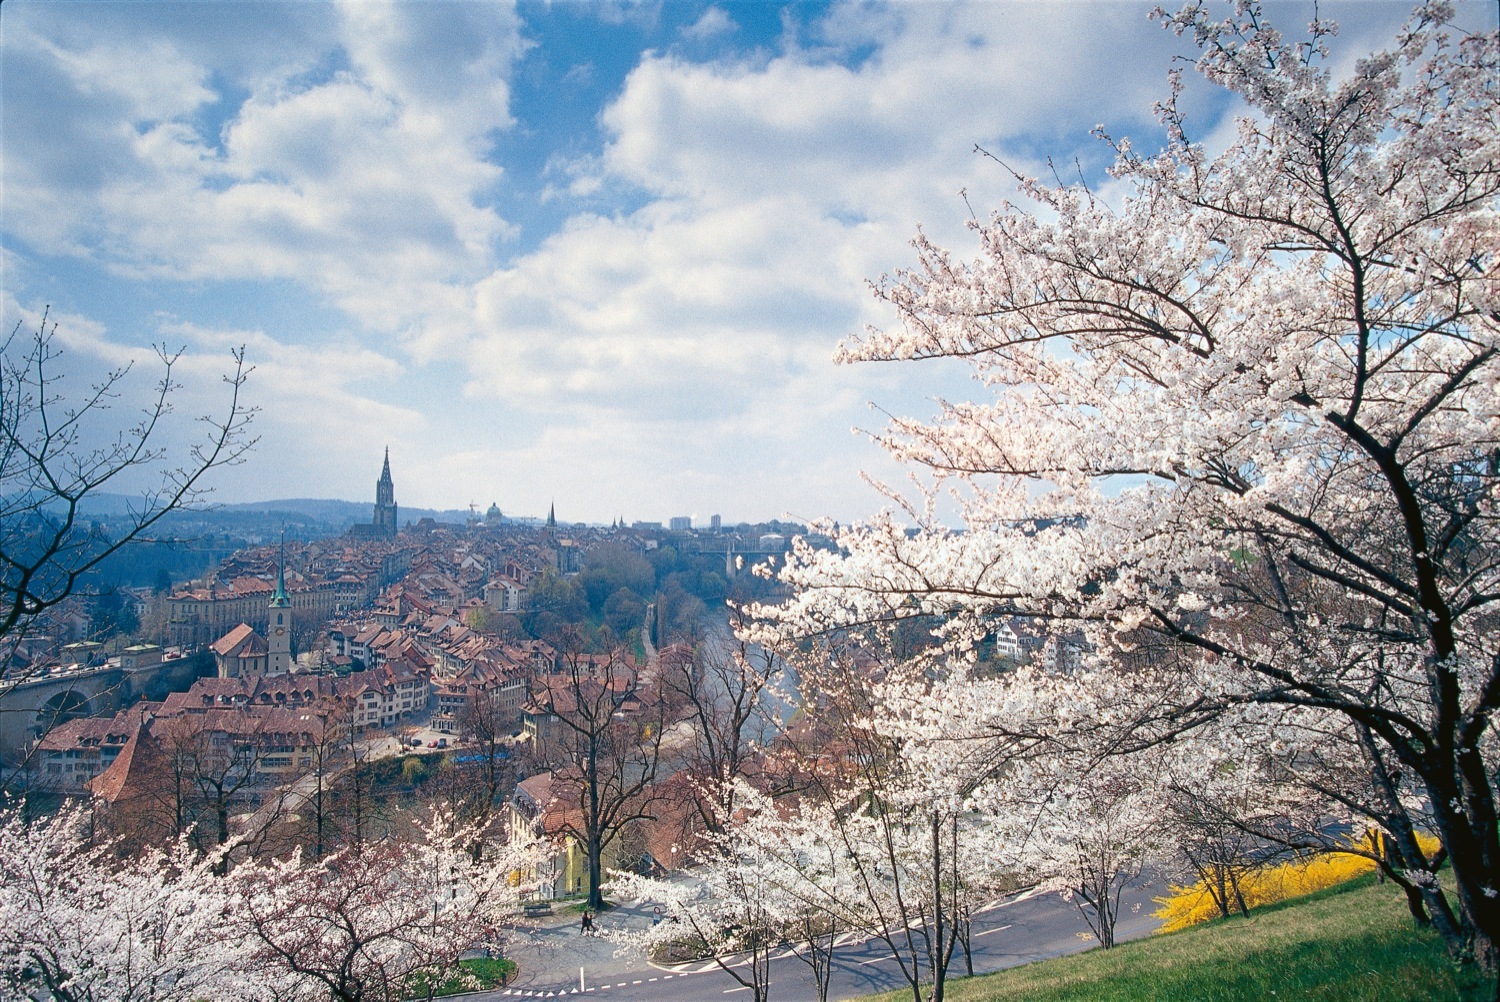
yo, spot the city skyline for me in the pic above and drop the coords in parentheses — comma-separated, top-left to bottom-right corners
(5, 1, 1488, 524)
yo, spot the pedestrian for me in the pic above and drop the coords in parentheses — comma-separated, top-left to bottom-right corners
(580, 911, 592, 935)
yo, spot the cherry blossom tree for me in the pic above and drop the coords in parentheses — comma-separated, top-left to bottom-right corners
(762, 644, 1026, 1002)
(608, 813, 791, 1002)
(0, 805, 280, 1002)
(754, 0, 1500, 972)
(227, 811, 542, 1002)
(1011, 756, 1164, 950)
(1169, 702, 1460, 936)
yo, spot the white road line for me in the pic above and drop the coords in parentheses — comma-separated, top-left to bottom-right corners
(857, 955, 892, 966)
(723, 988, 752, 994)
(974, 923, 1013, 938)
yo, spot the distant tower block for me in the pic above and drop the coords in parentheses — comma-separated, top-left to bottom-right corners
(374, 447, 398, 536)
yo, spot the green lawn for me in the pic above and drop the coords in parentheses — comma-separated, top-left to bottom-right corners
(862, 875, 1491, 1001)
(406, 957, 517, 997)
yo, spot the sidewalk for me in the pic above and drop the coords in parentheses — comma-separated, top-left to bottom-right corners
(500, 898, 664, 994)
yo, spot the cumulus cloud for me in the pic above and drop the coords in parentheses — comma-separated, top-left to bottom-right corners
(2, 1, 524, 330)
(6, 0, 1431, 520)
(436, 1, 1187, 517)
(680, 6, 737, 42)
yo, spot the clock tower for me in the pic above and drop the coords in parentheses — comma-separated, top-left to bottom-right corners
(268, 538, 293, 676)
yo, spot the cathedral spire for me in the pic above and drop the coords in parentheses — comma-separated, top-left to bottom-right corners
(374, 447, 398, 536)
(546, 502, 556, 529)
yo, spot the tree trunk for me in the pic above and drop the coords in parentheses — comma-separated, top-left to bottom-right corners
(1426, 773, 1500, 973)
(587, 833, 605, 910)
(1228, 869, 1250, 919)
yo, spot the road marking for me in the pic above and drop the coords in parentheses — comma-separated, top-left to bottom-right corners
(724, 988, 752, 994)
(695, 962, 719, 973)
(648, 978, 658, 982)
(857, 955, 891, 966)
(974, 923, 1013, 938)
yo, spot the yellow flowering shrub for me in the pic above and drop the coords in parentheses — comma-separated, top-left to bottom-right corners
(1153, 833, 1442, 933)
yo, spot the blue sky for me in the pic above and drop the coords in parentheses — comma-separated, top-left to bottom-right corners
(3, 0, 1490, 525)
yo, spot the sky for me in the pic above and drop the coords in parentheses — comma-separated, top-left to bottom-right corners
(3, 0, 1494, 526)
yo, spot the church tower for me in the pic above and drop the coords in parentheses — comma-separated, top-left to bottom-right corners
(267, 538, 293, 676)
(374, 447, 398, 536)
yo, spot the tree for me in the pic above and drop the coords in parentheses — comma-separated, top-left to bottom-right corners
(521, 568, 586, 638)
(1, 310, 255, 663)
(609, 822, 788, 1002)
(765, 643, 1020, 1002)
(418, 680, 518, 863)
(0, 805, 281, 1002)
(758, 1, 1500, 974)
(659, 629, 783, 846)
(228, 812, 541, 1002)
(1165, 703, 1460, 936)
(1015, 756, 1164, 950)
(525, 639, 673, 910)
(154, 712, 265, 865)
(333, 698, 383, 848)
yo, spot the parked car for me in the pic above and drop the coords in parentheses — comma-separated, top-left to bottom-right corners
(436, 738, 448, 748)
(409, 738, 422, 747)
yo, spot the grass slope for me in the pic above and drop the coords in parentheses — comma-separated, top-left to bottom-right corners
(864, 875, 1490, 1001)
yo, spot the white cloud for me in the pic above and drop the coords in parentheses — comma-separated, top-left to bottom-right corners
(680, 7, 737, 43)
(438, 0, 1189, 505)
(40, 35, 216, 122)
(3, 1, 524, 333)
(9, 0, 1443, 522)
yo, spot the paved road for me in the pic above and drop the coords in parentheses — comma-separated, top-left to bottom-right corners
(474, 880, 1161, 1001)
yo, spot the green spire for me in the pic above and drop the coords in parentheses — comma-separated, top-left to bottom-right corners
(271, 532, 290, 608)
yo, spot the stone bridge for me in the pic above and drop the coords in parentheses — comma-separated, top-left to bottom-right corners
(0, 656, 205, 766)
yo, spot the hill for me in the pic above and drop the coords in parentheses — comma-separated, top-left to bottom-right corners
(862, 874, 1489, 1002)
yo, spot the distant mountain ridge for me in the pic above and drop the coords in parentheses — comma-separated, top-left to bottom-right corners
(64, 493, 521, 527)
(223, 498, 477, 525)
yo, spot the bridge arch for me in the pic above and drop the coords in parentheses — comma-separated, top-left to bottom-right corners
(34, 689, 92, 734)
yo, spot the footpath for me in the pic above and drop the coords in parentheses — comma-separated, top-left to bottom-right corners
(493, 897, 701, 997)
